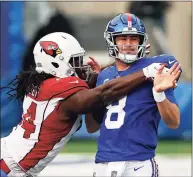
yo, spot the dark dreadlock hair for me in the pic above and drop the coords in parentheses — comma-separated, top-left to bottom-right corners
(1, 67, 54, 102)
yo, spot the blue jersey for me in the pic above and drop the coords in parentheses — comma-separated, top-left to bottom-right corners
(95, 54, 181, 163)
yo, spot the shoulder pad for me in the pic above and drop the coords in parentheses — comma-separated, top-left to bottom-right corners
(29, 77, 89, 101)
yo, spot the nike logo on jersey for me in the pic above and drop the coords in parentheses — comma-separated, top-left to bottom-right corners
(134, 166, 144, 171)
(168, 60, 176, 64)
(69, 80, 79, 84)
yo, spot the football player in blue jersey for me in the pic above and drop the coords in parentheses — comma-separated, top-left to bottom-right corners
(86, 13, 182, 176)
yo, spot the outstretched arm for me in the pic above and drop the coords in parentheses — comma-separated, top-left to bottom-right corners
(62, 67, 149, 115)
(61, 63, 169, 115)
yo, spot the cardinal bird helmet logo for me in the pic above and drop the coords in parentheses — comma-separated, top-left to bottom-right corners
(39, 41, 62, 58)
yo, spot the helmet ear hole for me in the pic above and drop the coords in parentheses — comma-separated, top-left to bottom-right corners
(51, 62, 59, 68)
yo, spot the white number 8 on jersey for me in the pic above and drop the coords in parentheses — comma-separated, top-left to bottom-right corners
(105, 96, 127, 129)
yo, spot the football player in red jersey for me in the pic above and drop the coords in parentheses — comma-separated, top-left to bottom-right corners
(0, 32, 180, 177)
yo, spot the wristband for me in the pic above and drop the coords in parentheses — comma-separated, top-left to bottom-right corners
(152, 87, 166, 102)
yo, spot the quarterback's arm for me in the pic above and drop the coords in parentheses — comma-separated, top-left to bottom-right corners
(156, 100, 180, 129)
(85, 106, 105, 133)
(152, 62, 181, 129)
(85, 113, 101, 133)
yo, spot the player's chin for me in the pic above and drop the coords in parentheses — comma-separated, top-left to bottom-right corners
(122, 51, 137, 55)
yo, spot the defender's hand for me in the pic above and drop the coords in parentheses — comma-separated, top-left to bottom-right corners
(87, 57, 102, 74)
(153, 62, 181, 92)
(88, 43, 150, 74)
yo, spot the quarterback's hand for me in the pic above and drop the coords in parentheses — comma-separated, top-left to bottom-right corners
(143, 63, 169, 79)
(87, 57, 102, 74)
(153, 62, 181, 92)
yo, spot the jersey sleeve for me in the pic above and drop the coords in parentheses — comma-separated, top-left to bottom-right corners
(96, 68, 111, 87)
(166, 56, 182, 82)
(153, 55, 181, 105)
(36, 77, 89, 101)
(96, 71, 106, 87)
(96, 74, 103, 87)
(164, 88, 178, 105)
(157, 54, 183, 82)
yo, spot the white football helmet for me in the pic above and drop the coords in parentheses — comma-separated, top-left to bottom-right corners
(33, 32, 90, 80)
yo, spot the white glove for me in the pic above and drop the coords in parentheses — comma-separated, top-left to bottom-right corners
(143, 63, 169, 79)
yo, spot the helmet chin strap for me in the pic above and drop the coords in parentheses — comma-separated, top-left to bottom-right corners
(117, 53, 138, 64)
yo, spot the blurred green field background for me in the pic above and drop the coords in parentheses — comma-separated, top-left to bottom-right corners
(61, 138, 191, 155)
